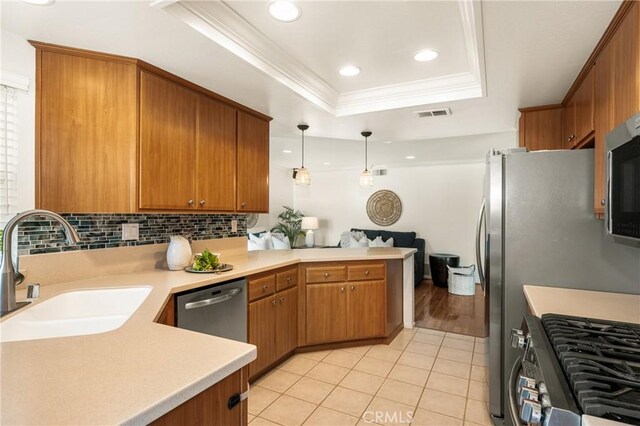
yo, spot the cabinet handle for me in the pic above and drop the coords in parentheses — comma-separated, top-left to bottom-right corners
(600, 199, 606, 206)
(350, 285, 355, 291)
(287, 277, 292, 282)
(241, 202, 247, 208)
(262, 285, 268, 292)
(365, 270, 369, 276)
(324, 272, 330, 278)
(280, 297, 285, 303)
(200, 200, 206, 207)
(272, 299, 277, 306)
(188, 199, 194, 206)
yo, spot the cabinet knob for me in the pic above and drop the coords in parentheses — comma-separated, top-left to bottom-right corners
(350, 285, 355, 291)
(199, 200, 206, 207)
(241, 202, 247, 208)
(324, 272, 330, 278)
(188, 199, 194, 206)
(365, 270, 369, 275)
(287, 277, 292, 282)
(340, 287, 345, 292)
(272, 300, 277, 306)
(262, 285, 268, 292)
(280, 297, 285, 303)
(600, 199, 606, 206)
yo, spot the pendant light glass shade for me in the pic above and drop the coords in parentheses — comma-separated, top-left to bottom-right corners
(295, 167, 311, 185)
(296, 124, 310, 186)
(360, 130, 373, 186)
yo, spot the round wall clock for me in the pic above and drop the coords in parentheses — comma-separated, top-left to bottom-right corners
(366, 190, 402, 226)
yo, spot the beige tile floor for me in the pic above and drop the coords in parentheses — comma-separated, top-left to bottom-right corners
(248, 327, 492, 426)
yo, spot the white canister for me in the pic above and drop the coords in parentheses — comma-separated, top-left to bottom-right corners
(167, 236, 192, 271)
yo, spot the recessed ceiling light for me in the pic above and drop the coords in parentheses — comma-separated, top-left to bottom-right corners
(19, 0, 54, 5)
(323, 162, 331, 166)
(268, 1, 301, 22)
(383, 141, 393, 144)
(414, 49, 439, 62)
(338, 65, 361, 77)
(406, 155, 416, 160)
(282, 149, 293, 154)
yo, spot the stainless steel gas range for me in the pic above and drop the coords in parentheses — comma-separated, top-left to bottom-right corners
(509, 314, 640, 426)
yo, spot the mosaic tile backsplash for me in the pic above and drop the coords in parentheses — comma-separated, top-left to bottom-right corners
(17, 213, 248, 255)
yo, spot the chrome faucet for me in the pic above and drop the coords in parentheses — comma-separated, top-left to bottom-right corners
(1, 209, 80, 315)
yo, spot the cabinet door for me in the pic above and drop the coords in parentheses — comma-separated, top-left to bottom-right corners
(574, 66, 595, 144)
(518, 108, 563, 151)
(275, 287, 298, 359)
(562, 95, 577, 149)
(38, 51, 137, 212)
(196, 96, 237, 211)
(306, 284, 347, 345)
(237, 111, 269, 212)
(347, 281, 385, 340)
(613, 1, 640, 125)
(139, 71, 197, 210)
(248, 297, 276, 378)
(594, 40, 615, 216)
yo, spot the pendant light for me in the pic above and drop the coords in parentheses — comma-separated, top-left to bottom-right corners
(360, 130, 373, 186)
(295, 124, 310, 185)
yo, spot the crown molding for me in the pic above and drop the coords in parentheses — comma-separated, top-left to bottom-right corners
(159, 0, 486, 117)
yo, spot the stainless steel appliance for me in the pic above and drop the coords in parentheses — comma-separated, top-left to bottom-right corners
(605, 112, 640, 244)
(476, 149, 640, 425)
(509, 314, 640, 426)
(176, 278, 247, 342)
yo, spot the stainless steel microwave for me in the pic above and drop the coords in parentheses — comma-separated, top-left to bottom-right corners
(605, 112, 640, 243)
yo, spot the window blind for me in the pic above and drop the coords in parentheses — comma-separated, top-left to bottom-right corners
(0, 84, 18, 224)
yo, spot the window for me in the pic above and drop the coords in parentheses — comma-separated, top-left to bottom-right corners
(0, 84, 18, 225)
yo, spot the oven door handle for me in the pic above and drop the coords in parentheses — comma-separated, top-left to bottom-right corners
(508, 356, 523, 425)
(184, 288, 242, 310)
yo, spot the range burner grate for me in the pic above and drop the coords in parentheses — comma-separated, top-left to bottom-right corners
(542, 314, 640, 425)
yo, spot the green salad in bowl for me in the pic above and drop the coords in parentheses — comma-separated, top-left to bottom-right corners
(191, 249, 220, 271)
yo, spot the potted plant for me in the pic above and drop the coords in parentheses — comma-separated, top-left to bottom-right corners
(271, 206, 304, 248)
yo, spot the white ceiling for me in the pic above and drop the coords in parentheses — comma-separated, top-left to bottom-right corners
(1, 0, 620, 147)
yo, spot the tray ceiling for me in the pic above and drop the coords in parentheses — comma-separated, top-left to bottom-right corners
(159, 0, 486, 116)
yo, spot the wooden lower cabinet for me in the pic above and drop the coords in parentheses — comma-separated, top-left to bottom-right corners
(306, 283, 348, 345)
(151, 367, 248, 426)
(347, 281, 386, 339)
(248, 268, 299, 379)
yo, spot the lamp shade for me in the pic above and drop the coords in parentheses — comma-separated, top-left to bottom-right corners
(301, 216, 319, 230)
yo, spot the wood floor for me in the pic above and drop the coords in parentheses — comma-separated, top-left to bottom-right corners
(414, 279, 488, 337)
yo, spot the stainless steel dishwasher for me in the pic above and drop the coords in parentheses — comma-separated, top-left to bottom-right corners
(176, 278, 247, 342)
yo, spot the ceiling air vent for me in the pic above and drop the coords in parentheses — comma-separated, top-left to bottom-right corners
(372, 168, 388, 176)
(415, 108, 452, 118)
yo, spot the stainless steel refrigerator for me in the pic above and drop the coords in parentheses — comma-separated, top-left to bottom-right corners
(476, 148, 640, 426)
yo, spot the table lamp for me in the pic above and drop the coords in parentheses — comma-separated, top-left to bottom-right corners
(301, 217, 319, 248)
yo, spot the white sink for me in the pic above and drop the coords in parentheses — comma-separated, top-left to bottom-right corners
(0, 286, 152, 343)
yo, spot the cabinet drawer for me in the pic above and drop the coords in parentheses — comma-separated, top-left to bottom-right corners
(276, 268, 298, 291)
(306, 266, 347, 284)
(249, 275, 276, 301)
(347, 264, 385, 281)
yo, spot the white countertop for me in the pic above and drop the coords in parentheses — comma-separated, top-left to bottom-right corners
(523, 285, 640, 324)
(1, 247, 415, 425)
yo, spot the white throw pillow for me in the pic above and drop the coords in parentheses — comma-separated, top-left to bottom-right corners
(349, 231, 368, 248)
(271, 233, 291, 250)
(248, 232, 273, 250)
(369, 236, 394, 248)
(340, 231, 352, 248)
(247, 236, 267, 251)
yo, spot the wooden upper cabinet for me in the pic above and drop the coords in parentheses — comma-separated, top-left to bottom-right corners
(573, 66, 595, 145)
(594, 39, 615, 215)
(613, 0, 640, 125)
(139, 71, 197, 210)
(562, 94, 577, 149)
(196, 96, 237, 211)
(37, 50, 137, 212)
(518, 106, 563, 151)
(237, 111, 269, 213)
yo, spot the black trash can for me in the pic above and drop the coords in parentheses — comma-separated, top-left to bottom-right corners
(429, 253, 460, 287)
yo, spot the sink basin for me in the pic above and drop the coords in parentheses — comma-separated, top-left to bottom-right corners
(0, 286, 152, 343)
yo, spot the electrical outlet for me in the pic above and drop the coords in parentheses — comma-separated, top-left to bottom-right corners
(121, 223, 139, 241)
(231, 219, 238, 233)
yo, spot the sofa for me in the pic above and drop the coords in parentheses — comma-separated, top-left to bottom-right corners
(345, 228, 426, 286)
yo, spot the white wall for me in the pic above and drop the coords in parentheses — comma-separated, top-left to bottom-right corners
(249, 164, 294, 233)
(1, 30, 36, 215)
